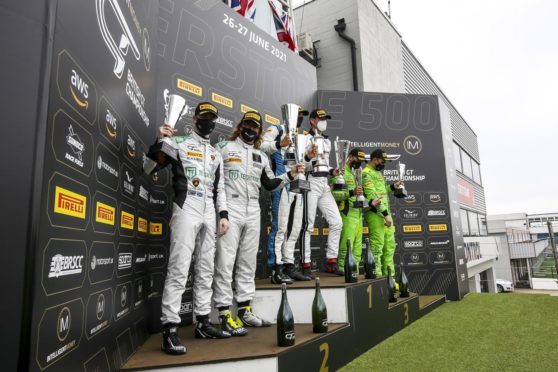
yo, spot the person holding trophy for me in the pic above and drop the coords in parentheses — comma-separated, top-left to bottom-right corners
(212, 111, 305, 336)
(261, 104, 312, 284)
(144, 99, 231, 355)
(362, 149, 404, 281)
(330, 147, 367, 273)
(302, 109, 343, 274)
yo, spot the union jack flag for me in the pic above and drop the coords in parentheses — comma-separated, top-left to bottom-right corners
(268, 0, 296, 51)
(231, 0, 257, 22)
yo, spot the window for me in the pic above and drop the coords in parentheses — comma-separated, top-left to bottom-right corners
(453, 142, 462, 172)
(468, 210, 480, 236)
(461, 149, 473, 179)
(472, 160, 482, 185)
(460, 209, 470, 236)
(479, 214, 487, 235)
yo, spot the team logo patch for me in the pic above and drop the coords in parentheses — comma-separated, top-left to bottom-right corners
(192, 178, 200, 187)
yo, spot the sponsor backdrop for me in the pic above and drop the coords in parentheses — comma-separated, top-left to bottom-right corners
(30, 0, 160, 370)
(317, 90, 468, 300)
(28, 0, 316, 370)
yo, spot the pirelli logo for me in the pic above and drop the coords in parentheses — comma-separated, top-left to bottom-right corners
(429, 224, 448, 232)
(54, 186, 86, 219)
(362, 226, 369, 234)
(322, 228, 329, 236)
(312, 228, 319, 236)
(403, 224, 423, 233)
(225, 157, 242, 163)
(211, 92, 233, 108)
(95, 201, 115, 225)
(120, 211, 134, 230)
(138, 217, 148, 233)
(176, 78, 202, 96)
(265, 114, 279, 125)
(150, 222, 163, 235)
(240, 103, 257, 114)
(187, 151, 203, 158)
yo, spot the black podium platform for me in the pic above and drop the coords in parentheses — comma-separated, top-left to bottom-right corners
(122, 275, 445, 371)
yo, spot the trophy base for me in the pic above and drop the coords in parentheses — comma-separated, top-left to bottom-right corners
(333, 182, 348, 191)
(394, 188, 408, 198)
(145, 141, 178, 170)
(290, 179, 311, 194)
(399, 291, 410, 298)
(365, 273, 377, 280)
(353, 200, 365, 208)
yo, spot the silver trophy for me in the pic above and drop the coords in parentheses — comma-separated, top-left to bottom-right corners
(333, 137, 350, 190)
(290, 133, 311, 193)
(144, 89, 188, 173)
(311, 135, 329, 176)
(395, 161, 408, 198)
(281, 103, 299, 163)
(353, 167, 366, 208)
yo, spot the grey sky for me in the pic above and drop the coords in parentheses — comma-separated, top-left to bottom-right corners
(369, 0, 558, 215)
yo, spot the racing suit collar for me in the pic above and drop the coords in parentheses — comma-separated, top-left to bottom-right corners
(235, 136, 254, 149)
(192, 130, 210, 144)
(309, 129, 328, 139)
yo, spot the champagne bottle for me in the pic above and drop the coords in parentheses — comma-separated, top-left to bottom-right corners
(344, 239, 358, 283)
(277, 283, 295, 346)
(387, 266, 397, 303)
(363, 236, 377, 279)
(312, 277, 328, 333)
(399, 265, 410, 298)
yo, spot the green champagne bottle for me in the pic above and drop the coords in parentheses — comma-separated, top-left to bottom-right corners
(312, 277, 328, 333)
(387, 266, 397, 303)
(277, 283, 295, 346)
(344, 239, 358, 283)
(399, 265, 410, 298)
(363, 236, 377, 279)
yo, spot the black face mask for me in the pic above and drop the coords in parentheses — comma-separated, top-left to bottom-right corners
(195, 118, 215, 137)
(375, 163, 385, 171)
(351, 160, 362, 169)
(240, 127, 258, 143)
(297, 116, 304, 127)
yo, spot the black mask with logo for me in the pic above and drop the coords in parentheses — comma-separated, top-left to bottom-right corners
(375, 162, 385, 171)
(240, 127, 258, 143)
(195, 118, 215, 137)
(351, 160, 362, 169)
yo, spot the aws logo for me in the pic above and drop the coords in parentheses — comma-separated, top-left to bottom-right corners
(70, 69, 89, 110)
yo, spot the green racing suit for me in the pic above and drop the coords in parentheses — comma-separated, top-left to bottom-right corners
(331, 166, 363, 270)
(362, 165, 396, 277)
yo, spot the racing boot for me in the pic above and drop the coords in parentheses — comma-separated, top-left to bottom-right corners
(236, 305, 271, 327)
(325, 258, 344, 276)
(271, 264, 294, 285)
(284, 263, 311, 281)
(161, 323, 187, 355)
(194, 315, 231, 339)
(219, 309, 248, 336)
(301, 263, 314, 280)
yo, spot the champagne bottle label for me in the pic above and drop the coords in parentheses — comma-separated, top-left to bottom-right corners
(285, 331, 295, 341)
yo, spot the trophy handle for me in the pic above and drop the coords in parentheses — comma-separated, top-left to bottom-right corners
(163, 89, 170, 117)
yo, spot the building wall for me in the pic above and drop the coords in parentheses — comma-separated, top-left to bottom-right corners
(355, 0, 404, 92)
(294, 0, 360, 91)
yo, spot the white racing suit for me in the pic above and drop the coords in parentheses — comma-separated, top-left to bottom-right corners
(302, 130, 342, 262)
(146, 131, 227, 325)
(260, 124, 305, 266)
(213, 137, 292, 308)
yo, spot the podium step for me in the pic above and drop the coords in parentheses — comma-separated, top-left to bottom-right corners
(125, 276, 446, 371)
(121, 323, 348, 371)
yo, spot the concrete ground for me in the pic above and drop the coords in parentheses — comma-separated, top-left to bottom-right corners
(513, 288, 558, 296)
